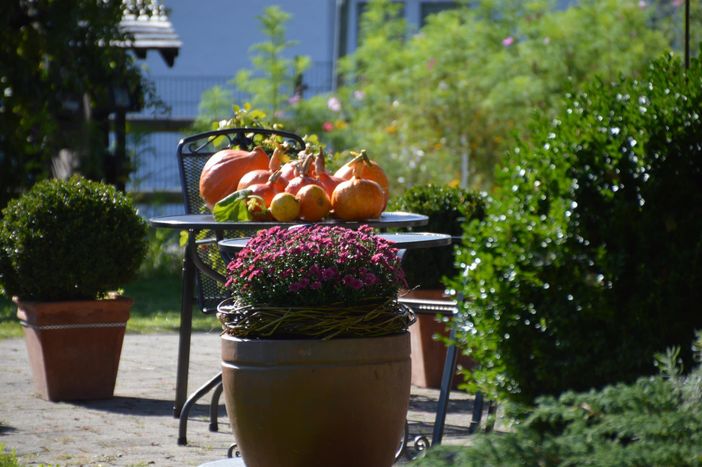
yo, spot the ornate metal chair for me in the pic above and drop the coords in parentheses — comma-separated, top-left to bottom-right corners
(175, 127, 305, 445)
(177, 127, 305, 313)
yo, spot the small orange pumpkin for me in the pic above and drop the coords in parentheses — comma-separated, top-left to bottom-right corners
(331, 165, 385, 221)
(247, 171, 284, 207)
(199, 146, 269, 209)
(297, 184, 332, 222)
(285, 154, 323, 196)
(236, 145, 285, 191)
(278, 159, 300, 184)
(279, 146, 316, 184)
(334, 150, 390, 206)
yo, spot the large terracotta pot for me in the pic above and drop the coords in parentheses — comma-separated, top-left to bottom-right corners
(221, 332, 411, 467)
(15, 296, 132, 401)
(401, 289, 475, 389)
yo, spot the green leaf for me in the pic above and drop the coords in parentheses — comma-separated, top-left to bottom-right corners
(212, 190, 254, 221)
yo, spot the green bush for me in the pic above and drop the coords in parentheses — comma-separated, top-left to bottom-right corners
(0, 444, 20, 467)
(137, 228, 182, 278)
(339, 0, 671, 191)
(389, 185, 485, 289)
(0, 176, 147, 301)
(449, 52, 702, 403)
(414, 355, 702, 467)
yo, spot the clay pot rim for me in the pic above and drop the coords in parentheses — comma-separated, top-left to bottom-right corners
(12, 294, 133, 307)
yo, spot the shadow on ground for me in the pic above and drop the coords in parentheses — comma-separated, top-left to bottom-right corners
(69, 396, 220, 418)
(408, 393, 473, 415)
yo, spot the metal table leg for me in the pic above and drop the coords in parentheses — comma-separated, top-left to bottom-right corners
(178, 372, 223, 445)
(431, 324, 459, 446)
(174, 232, 196, 418)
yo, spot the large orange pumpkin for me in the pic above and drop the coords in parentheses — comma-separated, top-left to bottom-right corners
(334, 150, 389, 207)
(331, 166, 385, 221)
(199, 147, 269, 209)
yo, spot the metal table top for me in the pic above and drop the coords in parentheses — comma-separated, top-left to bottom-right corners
(218, 232, 452, 254)
(149, 211, 429, 230)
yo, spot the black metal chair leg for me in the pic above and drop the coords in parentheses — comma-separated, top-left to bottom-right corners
(178, 372, 223, 445)
(174, 234, 196, 419)
(485, 399, 497, 433)
(209, 381, 224, 432)
(468, 392, 484, 434)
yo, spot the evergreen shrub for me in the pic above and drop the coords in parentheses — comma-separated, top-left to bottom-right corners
(0, 176, 147, 301)
(449, 53, 702, 402)
(389, 185, 485, 289)
(414, 354, 702, 466)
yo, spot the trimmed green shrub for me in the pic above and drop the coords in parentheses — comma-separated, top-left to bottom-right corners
(389, 185, 485, 289)
(0, 176, 147, 301)
(449, 52, 702, 403)
(414, 356, 702, 466)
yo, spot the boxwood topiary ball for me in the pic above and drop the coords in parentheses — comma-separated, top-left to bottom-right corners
(389, 184, 485, 289)
(0, 176, 147, 301)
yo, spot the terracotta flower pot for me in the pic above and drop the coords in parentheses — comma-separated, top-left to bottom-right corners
(401, 289, 476, 389)
(15, 296, 132, 401)
(221, 332, 411, 467)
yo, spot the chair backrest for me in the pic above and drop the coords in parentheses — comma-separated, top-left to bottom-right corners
(176, 127, 306, 312)
(177, 127, 306, 215)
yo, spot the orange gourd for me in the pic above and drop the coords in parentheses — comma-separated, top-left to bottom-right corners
(297, 184, 332, 221)
(199, 146, 269, 209)
(278, 159, 300, 184)
(247, 170, 284, 207)
(315, 149, 344, 199)
(236, 145, 285, 191)
(280, 146, 317, 184)
(285, 154, 323, 196)
(334, 150, 390, 205)
(331, 165, 385, 221)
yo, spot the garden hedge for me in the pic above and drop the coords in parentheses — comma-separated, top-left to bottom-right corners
(450, 52, 702, 403)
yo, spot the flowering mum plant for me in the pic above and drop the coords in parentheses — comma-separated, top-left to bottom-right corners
(226, 224, 405, 306)
(219, 224, 412, 339)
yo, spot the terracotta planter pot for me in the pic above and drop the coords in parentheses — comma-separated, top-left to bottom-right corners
(221, 332, 411, 467)
(15, 296, 132, 401)
(401, 289, 475, 389)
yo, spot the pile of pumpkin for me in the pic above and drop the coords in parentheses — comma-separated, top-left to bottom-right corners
(199, 145, 389, 222)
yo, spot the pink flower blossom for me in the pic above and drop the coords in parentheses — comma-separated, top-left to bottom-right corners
(342, 275, 364, 290)
(363, 272, 379, 286)
(225, 225, 403, 307)
(288, 94, 301, 105)
(322, 121, 334, 132)
(321, 267, 337, 281)
(502, 36, 514, 47)
(327, 96, 342, 112)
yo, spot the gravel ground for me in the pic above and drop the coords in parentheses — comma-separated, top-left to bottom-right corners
(0, 332, 479, 467)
